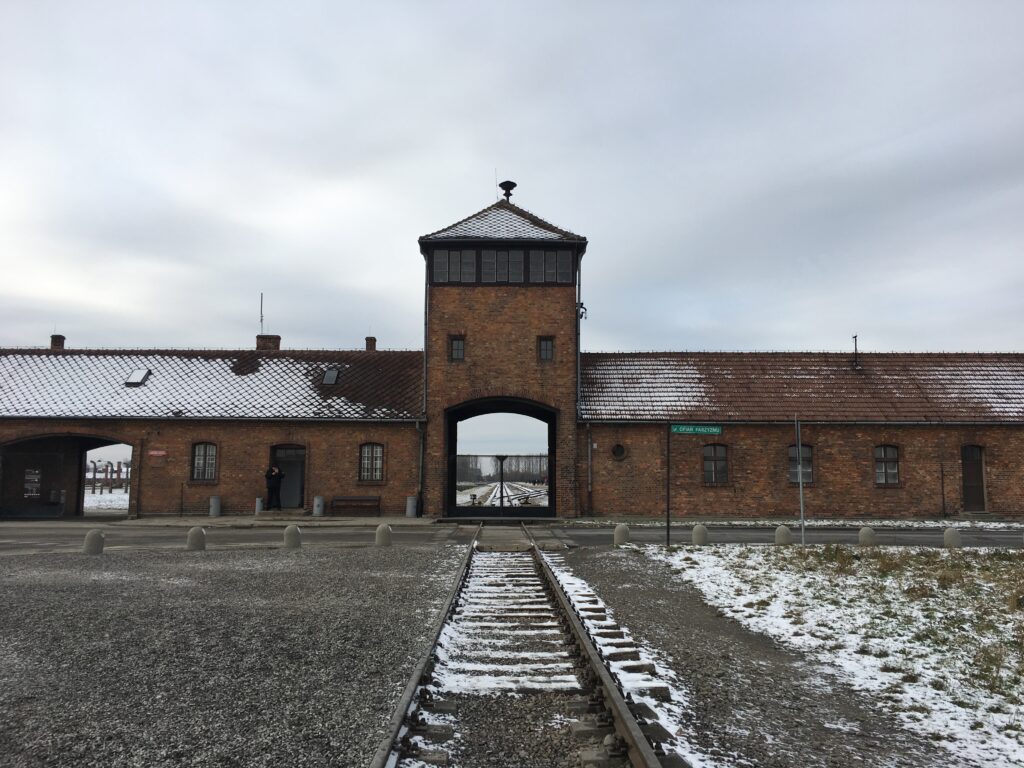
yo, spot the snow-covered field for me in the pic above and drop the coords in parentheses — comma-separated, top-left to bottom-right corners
(646, 544, 1024, 767)
(83, 488, 129, 511)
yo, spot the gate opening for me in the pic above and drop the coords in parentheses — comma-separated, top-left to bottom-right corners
(446, 399, 555, 518)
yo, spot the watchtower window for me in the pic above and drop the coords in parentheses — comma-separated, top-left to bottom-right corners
(431, 247, 560, 284)
(433, 250, 449, 282)
(527, 250, 574, 283)
(482, 250, 496, 282)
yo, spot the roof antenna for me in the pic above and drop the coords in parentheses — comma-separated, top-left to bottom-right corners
(852, 334, 862, 371)
(494, 168, 499, 200)
(499, 180, 516, 201)
(260, 292, 264, 335)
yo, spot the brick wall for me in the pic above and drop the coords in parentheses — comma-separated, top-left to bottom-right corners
(423, 284, 579, 516)
(580, 422, 1024, 518)
(0, 419, 420, 516)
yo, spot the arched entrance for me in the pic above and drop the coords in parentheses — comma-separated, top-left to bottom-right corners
(270, 444, 306, 509)
(445, 397, 556, 518)
(1, 434, 133, 518)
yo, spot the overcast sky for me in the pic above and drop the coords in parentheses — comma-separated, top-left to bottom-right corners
(4, 3, 1024, 453)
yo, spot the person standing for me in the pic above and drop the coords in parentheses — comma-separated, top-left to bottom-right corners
(265, 464, 285, 510)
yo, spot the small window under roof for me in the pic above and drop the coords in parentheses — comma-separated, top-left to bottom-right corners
(322, 368, 339, 385)
(125, 368, 150, 387)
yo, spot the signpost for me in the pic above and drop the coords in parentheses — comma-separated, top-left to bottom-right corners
(795, 416, 806, 546)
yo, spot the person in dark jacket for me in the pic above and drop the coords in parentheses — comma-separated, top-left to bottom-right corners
(265, 465, 285, 510)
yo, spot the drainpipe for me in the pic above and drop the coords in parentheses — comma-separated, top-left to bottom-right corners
(586, 423, 593, 515)
(416, 421, 425, 516)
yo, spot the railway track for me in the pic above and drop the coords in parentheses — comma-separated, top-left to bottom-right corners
(371, 524, 689, 768)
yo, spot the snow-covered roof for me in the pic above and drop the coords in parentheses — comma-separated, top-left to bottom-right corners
(0, 349, 423, 421)
(420, 200, 586, 242)
(5, 348, 1024, 425)
(580, 352, 1024, 423)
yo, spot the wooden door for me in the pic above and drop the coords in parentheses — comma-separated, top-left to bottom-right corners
(961, 445, 985, 512)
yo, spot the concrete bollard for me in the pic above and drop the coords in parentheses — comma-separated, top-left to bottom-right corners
(255, 497, 264, 514)
(944, 527, 962, 549)
(313, 495, 325, 517)
(613, 523, 630, 546)
(858, 526, 877, 547)
(82, 529, 105, 555)
(774, 525, 792, 545)
(375, 523, 393, 547)
(186, 526, 206, 551)
(283, 525, 302, 549)
(692, 524, 709, 546)
(209, 496, 221, 517)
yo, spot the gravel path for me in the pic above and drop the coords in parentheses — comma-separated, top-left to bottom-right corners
(0, 545, 465, 767)
(565, 547, 947, 768)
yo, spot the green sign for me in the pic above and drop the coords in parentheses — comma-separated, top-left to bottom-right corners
(671, 424, 722, 435)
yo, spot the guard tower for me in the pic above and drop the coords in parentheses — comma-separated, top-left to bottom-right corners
(419, 182, 588, 517)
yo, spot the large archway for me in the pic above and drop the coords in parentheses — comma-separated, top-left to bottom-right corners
(445, 397, 556, 518)
(1, 434, 133, 519)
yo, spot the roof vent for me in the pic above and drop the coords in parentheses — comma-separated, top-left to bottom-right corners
(498, 180, 516, 201)
(50, 334, 65, 351)
(852, 334, 863, 372)
(365, 336, 377, 352)
(256, 334, 281, 351)
(125, 369, 151, 387)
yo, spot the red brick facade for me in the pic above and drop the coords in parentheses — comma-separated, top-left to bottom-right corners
(0, 419, 420, 516)
(423, 284, 579, 516)
(580, 423, 1024, 518)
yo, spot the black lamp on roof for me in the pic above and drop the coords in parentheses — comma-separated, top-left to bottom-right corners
(498, 180, 516, 201)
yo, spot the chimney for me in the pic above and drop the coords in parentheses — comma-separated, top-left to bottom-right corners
(365, 336, 377, 352)
(256, 334, 281, 351)
(50, 334, 65, 351)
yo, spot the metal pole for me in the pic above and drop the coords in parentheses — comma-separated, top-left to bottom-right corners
(795, 416, 806, 546)
(665, 422, 671, 547)
(497, 455, 506, 511)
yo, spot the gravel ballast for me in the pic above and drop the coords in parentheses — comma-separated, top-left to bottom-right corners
(565, 547, 947, 768)
(0, 545, 465, 767)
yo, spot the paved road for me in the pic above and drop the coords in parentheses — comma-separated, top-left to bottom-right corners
(1, 520, 1020, 553)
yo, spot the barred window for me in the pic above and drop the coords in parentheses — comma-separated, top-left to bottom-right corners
(449, 336, 465, 362)
(703, 444, 728, 485)
(359, 443, 384, 482)
(788, 444, 813, 484)
(538, 336, 554, 362)
(191, 443, 217, 481)
(874, 445, 900, 485)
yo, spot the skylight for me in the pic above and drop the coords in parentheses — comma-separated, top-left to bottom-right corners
(322, 368, 339, 385)
(125, 369, 151, 387)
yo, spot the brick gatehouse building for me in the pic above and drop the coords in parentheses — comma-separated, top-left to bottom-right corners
(3, 189, 1023, 519)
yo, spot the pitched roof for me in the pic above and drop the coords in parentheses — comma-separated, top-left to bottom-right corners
(580, 352, 1024, 423)
(420, 199, 586, 242)
(0, 349, 424, 421)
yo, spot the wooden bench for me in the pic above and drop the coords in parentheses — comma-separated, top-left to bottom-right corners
(329, 495, 381, 515)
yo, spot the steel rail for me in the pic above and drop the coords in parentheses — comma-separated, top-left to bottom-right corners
(523, 524, 672, 768)
(368, 523, 481, 768)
